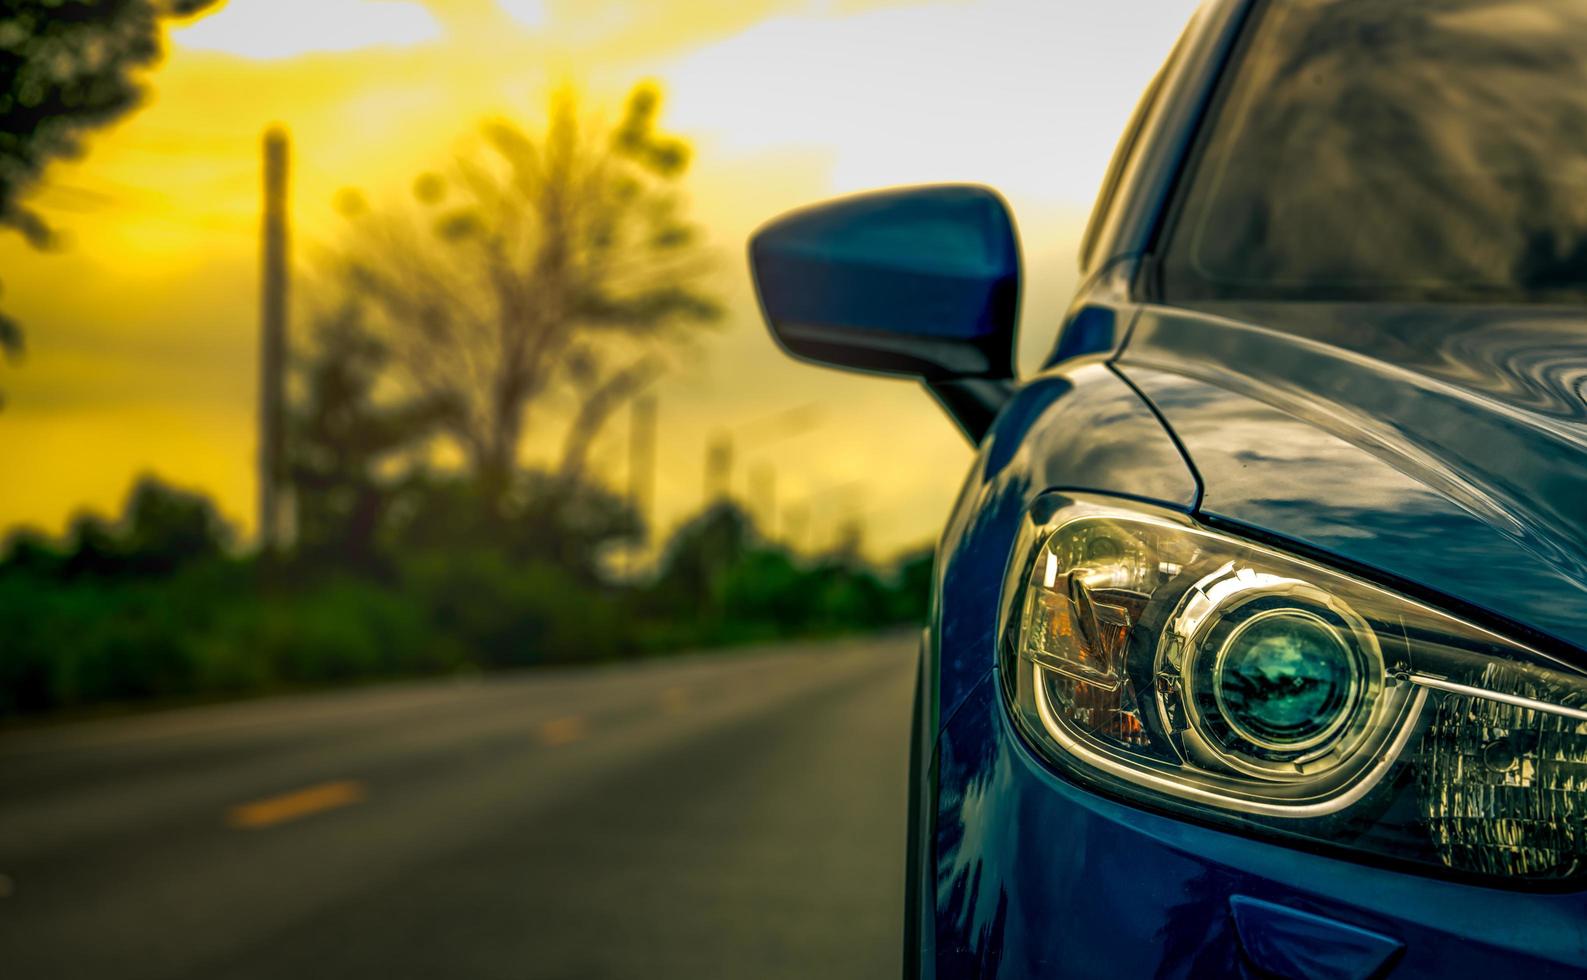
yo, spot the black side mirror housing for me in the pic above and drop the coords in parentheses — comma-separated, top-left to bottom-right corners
(749, 185, 1021, 441)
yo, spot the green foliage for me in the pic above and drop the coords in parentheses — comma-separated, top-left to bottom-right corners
(380, 470, 640, 584)
(196, 576, 441, 687)
(400, 550, 629, 667)
(647, 501, 754, 614)
(717, 548, 810, 632)
(1, 526, 61, 577)
(0, 0, 216, 234)
(119, 475, 232, 573)
(0, 0, 219, 386)
(2, 475, 232, 581)
(0, 560, 442, 715)
(0, 477, 934, 719)
(889, 548, 934, 623)
(636, 500, 933, 649)
(290, 305, 447, 567)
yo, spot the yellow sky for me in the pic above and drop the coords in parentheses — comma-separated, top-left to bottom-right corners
(0, 0, 1194, 557)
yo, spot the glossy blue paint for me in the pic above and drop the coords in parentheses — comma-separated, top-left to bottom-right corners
(1119, 305, 1587, 665)
(1048, 306, 1118, 365)
(932, 675, 1587, 979)
(748, 184, 1020, 382)
(1047, 259, 1141, 368)
(1229, 895, 1403, 980)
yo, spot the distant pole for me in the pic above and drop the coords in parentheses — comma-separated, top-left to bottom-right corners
(783, 504, 810, 554)
(704, 431, 733, 506)
(628, 393, 658, 554)
(748, 463, 776, 538)
(258, 126, 291, 553)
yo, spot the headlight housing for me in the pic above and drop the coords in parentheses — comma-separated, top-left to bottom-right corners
(1002, 495, 1587, 885)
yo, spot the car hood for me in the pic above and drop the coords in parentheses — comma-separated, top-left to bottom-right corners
(1117, 302, 1587, 660)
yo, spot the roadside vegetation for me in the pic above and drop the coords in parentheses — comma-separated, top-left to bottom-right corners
(0, 476, 931, 719)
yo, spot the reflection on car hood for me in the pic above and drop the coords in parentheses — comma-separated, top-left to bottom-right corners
(1118, 302, 1587, 661)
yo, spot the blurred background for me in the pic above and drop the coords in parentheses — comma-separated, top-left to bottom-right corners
(0, 1, 1189, 976)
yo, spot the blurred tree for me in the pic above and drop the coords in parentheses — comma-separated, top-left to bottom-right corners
(63, 512, 123, 578)
(332, 83, 721, 513)
(511, 472, 641, 581)
(0, 0, 217, 398)
(290, 305, 447, 568)
(390, 470, 639, 584)
(888, 547, 935, 623)
(717, 547, 811, 633)
(650, 501, 755, 618)
(0, 526, 61, 578)
(808, 558, 890, 631)
(42, 476, 231, 579)
(119, 475, 232, 573)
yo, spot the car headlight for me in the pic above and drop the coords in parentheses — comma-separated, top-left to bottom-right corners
(1001, 495, 1587, 884)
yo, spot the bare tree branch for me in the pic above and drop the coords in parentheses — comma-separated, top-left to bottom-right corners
(327, 82, 720, 513)
(558, 357, 662, 484)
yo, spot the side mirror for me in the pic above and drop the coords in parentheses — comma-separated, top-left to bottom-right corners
(749, 185, 1021, 400)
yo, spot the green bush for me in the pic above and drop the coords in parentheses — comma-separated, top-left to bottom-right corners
(400, 549, 630, 668)
(0, 562, 445, 715)
(195, 577, 441, 686)
(0, 570, 204, 712)
(0, 476, 938, 720)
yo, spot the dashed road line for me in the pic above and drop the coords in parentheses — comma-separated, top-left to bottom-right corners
(536, 716, 586, 746)
(227, 780, 367, 829)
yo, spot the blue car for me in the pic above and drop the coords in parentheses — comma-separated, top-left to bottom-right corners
(749, 0, 1587, 976)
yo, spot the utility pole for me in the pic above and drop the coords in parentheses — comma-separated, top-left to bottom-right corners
(731, 403, 821, 531)
(258, 125, 291, 553)
(783, 503, 810, 554)
(704, 431, 733, 506)
(628, 393, 658, 560)
(790, 479, 866, 557)
(748, 463, 776, 539)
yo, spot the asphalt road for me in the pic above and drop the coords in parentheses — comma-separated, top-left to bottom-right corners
(0, 635, 915, 980)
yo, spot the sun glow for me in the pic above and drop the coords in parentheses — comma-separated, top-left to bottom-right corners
(173, 0, 444, 59)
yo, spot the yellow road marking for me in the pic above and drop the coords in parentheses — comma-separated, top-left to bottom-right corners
(536, 716, 586, 746)
(662, 687, 690, 715)
(227, 780, 366, 830)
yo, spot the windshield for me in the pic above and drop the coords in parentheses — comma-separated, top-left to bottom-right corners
(1159, 0, 1587, 304)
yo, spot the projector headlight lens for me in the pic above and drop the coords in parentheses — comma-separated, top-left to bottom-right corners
(1002, 495, 1587, 885)
(1214, 609, 1357, 749)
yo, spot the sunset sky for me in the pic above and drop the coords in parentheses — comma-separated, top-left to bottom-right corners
(0, 0, 1194, 557)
